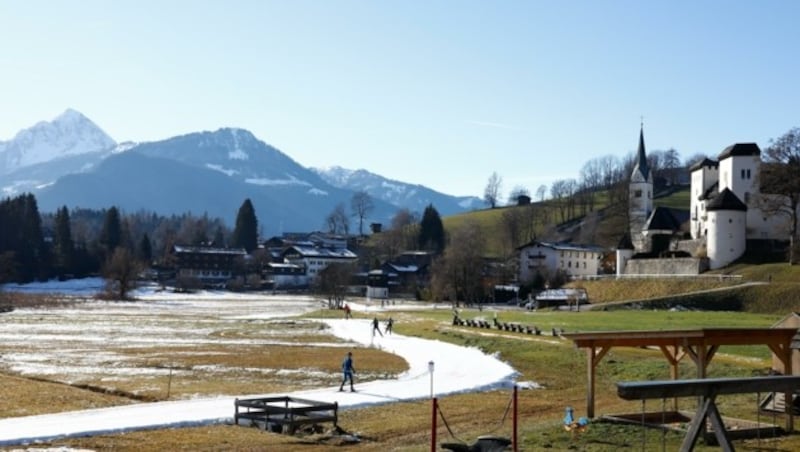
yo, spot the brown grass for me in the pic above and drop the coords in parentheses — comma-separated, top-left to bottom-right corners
(0, 372, 135, 417)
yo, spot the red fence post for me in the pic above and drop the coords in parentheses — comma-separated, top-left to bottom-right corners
(513, 385, 518, 452)
(431, 397, 437, 452)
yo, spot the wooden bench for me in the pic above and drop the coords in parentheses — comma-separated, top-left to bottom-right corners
(234, 396, 338, 434)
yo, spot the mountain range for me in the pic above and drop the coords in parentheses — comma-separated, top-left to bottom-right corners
(0, 110, 481, 236)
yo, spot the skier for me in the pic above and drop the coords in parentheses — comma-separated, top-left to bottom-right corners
(343, 303, 352, 319)
(339, 351, 355, 392)
(384, 317, 394, 335)
(372, 317, 383, 337)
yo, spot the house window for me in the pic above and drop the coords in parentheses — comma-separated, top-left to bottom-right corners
(741, 169, 746, 179)
(747, 169, 751, 179)
(744, 192, 750, 203)
(634, 190, 642, 198)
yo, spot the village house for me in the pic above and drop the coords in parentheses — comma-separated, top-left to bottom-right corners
(517, 240, 604, 282)
(171, 245, 247, 288)
(280, 242, 358, 287)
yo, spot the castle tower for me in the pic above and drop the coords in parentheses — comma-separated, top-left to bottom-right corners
(689, 158, 719, 239)
(629, 124, 653, 252)
(706, 188, 747, 269)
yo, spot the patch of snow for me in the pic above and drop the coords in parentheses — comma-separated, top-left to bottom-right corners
(205, 163, 238, 176)
(0, 280, 526, 446)
(307, 187, 329, 196)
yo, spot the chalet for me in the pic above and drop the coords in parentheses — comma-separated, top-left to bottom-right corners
(262, 262, 306, 289)
(366, 269, 391, 299)
(171, 245, 247, 287)
(378, 251, 433, 294)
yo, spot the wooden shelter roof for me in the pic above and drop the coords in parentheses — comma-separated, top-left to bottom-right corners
(563, 328, 798, 348)
(563, 328, 798, 422)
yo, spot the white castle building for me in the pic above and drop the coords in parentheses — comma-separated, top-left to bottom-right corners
(621, 128, 792, 274)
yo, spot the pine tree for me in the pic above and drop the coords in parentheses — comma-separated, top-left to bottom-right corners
(100, 206, 122, 256)
(53, 206, 75, 277)
(15, 194, 48, 281)
(418, 204, 445, 254)
(139, 233, 153, 263)
(231, 199, 258, 253)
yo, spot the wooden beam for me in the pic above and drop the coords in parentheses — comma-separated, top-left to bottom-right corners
(617, 375, 800, 400)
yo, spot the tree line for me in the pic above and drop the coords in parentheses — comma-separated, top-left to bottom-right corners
(0, 196, 261, 288)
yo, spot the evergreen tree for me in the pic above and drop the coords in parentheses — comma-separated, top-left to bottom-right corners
(418, 204, 445, 254)
(213, 226, 226, 247)
(53, 206, 75, 277)
(13, 194, 48, 281)
(138, 233, 153, 263)
(100, 206, 122, 256)
(231, 199, 258, 253)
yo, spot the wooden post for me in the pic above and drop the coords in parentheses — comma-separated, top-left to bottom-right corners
(586, 345, 610, 418)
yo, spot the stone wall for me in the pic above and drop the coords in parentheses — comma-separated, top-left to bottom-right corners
(624, 257, 708, 275)
(674, 238, 705, 255)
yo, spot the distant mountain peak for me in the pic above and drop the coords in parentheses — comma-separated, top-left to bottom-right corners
(312, 165, 482, 215)
(0, 109, 116, 174)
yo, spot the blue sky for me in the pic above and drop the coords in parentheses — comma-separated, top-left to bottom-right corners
(1, 1, 799, 198)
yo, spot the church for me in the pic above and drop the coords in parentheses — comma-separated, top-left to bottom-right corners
(618, 126, 791, 275)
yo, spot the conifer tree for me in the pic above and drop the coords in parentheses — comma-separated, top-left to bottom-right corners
(53, 206, 75, 277)
(100, 206, 122, 257)
(418, 204, 445, 254)
(15, 194, 48, 281)
(231, 199, 258, 253)
(138, 233, 153, 263)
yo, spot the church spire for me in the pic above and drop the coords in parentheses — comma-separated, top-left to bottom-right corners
(631, 122, 650, 181)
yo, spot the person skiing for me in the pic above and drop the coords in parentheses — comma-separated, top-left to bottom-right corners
(372, 317, 383, 337)
(343, 303, 352, 319)
(384, 317, 394, 335)
(339, 351, 355, 392)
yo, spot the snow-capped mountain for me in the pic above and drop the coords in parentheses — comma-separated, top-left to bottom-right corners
(0, 109, 116, 175)
(36, 128, 403, 235)
(6, 109, 483, 233)
(312, 166, 482, 216)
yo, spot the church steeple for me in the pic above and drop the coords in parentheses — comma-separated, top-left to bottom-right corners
(628, 121, 654, 254)
(631, 123, 650, 182)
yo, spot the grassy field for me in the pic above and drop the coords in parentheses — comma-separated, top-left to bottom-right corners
(3, 266, 800, 451)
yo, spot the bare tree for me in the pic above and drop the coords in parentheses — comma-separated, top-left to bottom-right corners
(759, 127, 800, 264)
(315, 262, 355, 309)
(483, 171, 503, 208)
(550, 179, 579, 223)
(350, 190, 374, 236)
(429, 220, 486, 305)
(373, 208, 419, 259)
(500, 207, 525, 254)
(325, 203, 350, 236)
(535, 184, 547, 203)
(102, 247, 143, 300)
(684, 152, 710, 169)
